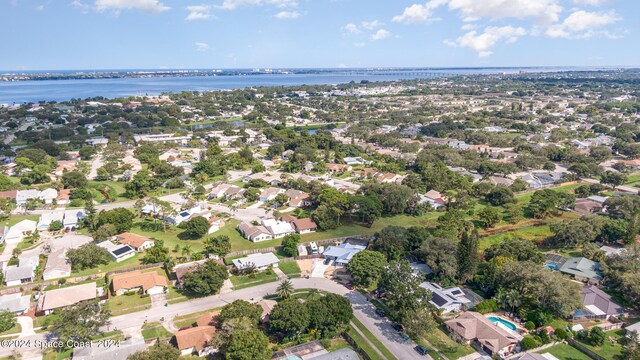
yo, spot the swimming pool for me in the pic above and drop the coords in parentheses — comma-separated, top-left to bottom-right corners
(545, 263, 559, 271)
(487, 316, 517, 331)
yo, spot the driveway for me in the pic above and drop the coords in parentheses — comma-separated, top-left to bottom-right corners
(150, 293, 167, 309)
(16, 317, 35, 338)
(311, 260, 330, 278)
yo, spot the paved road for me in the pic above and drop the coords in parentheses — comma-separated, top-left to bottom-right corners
(582, 178, 639, 194)
(0, 278, 429, 360)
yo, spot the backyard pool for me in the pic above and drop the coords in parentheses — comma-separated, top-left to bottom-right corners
(487, 316, 518, 331)
(545, 262, 560, 271)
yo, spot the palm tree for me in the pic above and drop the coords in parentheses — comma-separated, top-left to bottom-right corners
(276, 280, 294, 299)
(181, 244, 192, 261)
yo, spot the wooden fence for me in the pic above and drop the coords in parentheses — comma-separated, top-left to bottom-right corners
(567, 339, 607, 360)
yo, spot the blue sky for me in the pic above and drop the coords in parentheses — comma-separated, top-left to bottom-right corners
(1, 0, 638, 70)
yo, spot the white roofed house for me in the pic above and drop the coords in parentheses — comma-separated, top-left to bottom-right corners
(63, 209, 85, 230)
(4, 219, 36, 244)
(323, 243, 366, 266)
(4, 255, 39, 287)
(259, 187, 285, 203)
(42, 249, 72, 280)
(0, 293, 31, 315)
(261, 218, 294, 238)
(420, 282, 469, 313)
(237, 222, 273, 242)
(15, 189, 40, 206)
(37, 210, 65, 231)
(284, 189, 311, 208)
(39, 188, 58, 205)
(232, 253, 279, 271)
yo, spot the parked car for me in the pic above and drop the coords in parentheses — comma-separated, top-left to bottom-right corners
(375, 308, 385, 317)
(391, 323, 404, 332)
(345, 283, 354, 290)
(178, 326, 190, 331)
(414, 345, 428, 356)
(323, 258, 332, 265)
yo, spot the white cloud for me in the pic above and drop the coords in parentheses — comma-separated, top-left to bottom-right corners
(94, 0, 170, 14)
(219, 0, 297, 10)
(343, 23, 360, 34)
(370, 29, 391, 41)
(186, 5, 213, 21)
(446, 25, 526, 57)
(461, 23, 476, 30)
(195, 42, 209, 51)
(392, 1, 446, 24)
(275, 10, 300, 19)
(72, 0, 91, 13)
(573, 0, 607, 5)
(447, 0, 562, 24)
(546, 9, 621, 38)
(361, 20, 383, 30)
(35, 5, 44, 11)
(354, 42, 366, 48)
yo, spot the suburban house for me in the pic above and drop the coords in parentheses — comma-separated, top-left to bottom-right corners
(259, 187, 285, 202)
(285, 189, 311, 207)
(445, 311, 520, 357)
(57, 189, 71, 206)
(375, 172, 404, 184)
(36, 282, 99, 315)
(237, 222, 273, 242)
(42, 249, 71, 280)
(625, 322, 640, 343)
(326, 163, 352, 174)
(573, 199, 604, 215)
(4, 255, 39, 286)
(208, 217, 225, 234)
(257, 299, 277, 323)
(574, 285, 627, 321)
(110, 271, 168, 296)
(4, 220, 36, 244)
(109, 244, 136, 262)
(559, 257, 603, 285)
(37, 210, 65, 231)
(422, 190, 448, 209)
(420, 282, 469, 313)
(72, 337, 146, 360)
(16, 188, 58, 206)
(343, 156, 369, 165)
(175, 326, 217, 357)
(323, 243, 366, 266)
(291, 218, 318, 234)
(261, 218, 294, 238)
(63, 209, 85, 230)
(173, 260, 208, 288)
(116, 233, 155, 251)
(232, 253, 280, 271)
(0, 293, 31, 315)
(166, 206, 211, 226)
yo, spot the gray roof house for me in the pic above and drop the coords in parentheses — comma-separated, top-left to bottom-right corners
(73, 337, 146, 360)
(559, 257, 603, 284)
(0, 293, 31, 315)
(575, 285, 627, 320)
(42, 249, 72, 280)
(323, 243, 366, 266)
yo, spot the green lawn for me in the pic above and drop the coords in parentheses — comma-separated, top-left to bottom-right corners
(141, 322, 173, 340)
(574, 329, 626, 360)
(350, 317, 398, 360)
(278, 261, 301, 276)
(420, 325, 475, 360)
(0, 323, 21, 336)
(537, 343, 590, 360)
(71, 253, 142, 277)
(4, 214, 39, 227)
(105, 293, 151, 316)
(230, 271, 278, 286)
(346, 324, 385, 360)
(478, 224, 553, 251)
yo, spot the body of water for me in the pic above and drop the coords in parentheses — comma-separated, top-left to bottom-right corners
(0, 67, 597, 104)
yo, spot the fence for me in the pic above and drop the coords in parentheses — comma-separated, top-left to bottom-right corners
(106, 262, 164, 277)
(567, 339, 607, 360)
(343, 330, 374, 360)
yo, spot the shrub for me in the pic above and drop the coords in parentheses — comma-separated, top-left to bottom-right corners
(521, 335, 539, 350)
(554, 328, 569, 340)
(525, 321, 536, 330)
(475, 299, 499, 314)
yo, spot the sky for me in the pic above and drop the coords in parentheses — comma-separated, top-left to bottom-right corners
(1, 0, 638, 70)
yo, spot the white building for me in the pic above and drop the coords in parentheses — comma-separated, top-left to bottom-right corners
(420, 282, 469, 313)
(232, 253, 280, 271)
(261, 218, 294, 239)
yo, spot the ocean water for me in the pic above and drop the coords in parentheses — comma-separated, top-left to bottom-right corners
(0, 67, 589, 104)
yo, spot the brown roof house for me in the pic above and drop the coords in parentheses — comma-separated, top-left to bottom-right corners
(116, 232, 155, 251)
(292, 218, 318, 234)
(445, 312, 520, 357)
(326, 163, 352, 174)
(110, 271, 168, 296)
(175, 326, 217, 357)
(173, 260, 208, 287)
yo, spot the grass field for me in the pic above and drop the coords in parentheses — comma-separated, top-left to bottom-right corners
(230, 271, 278, 286)
(141, 322, 173, 340)
(574, 329, 626, 360)
(105, 293, 151, 316)
(279, 261, 301, 276)
(4, 214, 38, 227)
(346, 325, 385, 360)
(420, 325, 475, 360)
(71, 253, 142, 276)
(537, 343, 590, 360)
(350, 317, 398, 360)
